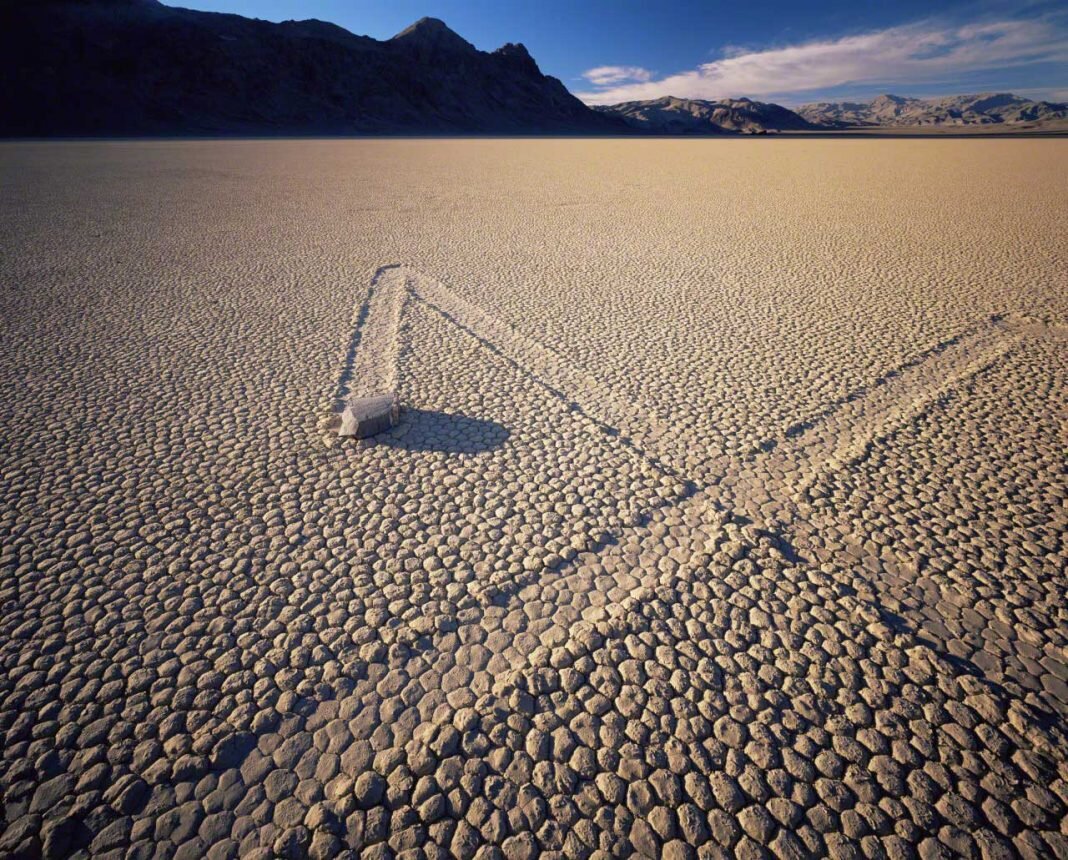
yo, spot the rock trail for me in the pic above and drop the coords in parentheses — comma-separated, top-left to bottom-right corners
(316, 263, 1068, 860)
(334, 267, 1059, 715)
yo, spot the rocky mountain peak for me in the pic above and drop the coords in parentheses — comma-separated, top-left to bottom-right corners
(493, 42, 540, 74)
(390, 17, 475, 53)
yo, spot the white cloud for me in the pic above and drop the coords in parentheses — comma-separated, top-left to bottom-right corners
(581, 65, 652, 87)
(576, 17, 1068, 105)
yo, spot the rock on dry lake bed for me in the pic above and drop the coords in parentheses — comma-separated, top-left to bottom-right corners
(338, 392, 400, 439)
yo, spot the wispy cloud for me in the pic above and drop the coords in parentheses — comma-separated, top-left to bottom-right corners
(1003, 85, 1068, 101)
(576, 16, 1068, 105)
(582, 65, 652, 87)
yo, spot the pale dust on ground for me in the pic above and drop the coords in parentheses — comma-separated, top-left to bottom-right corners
(0, 139, 1065, 859)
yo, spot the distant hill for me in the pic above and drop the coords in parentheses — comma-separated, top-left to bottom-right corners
(0, 0, 625, 136)
(798, 93, 1068, 128)
(595, 96, 816, 134)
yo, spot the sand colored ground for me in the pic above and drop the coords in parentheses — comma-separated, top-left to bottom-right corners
(0, 139, 1065, 858)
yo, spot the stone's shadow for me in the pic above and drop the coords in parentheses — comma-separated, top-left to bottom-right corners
(381, 408, 510, 454)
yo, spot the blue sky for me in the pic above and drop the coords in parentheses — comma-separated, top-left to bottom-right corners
(166, 0, 1068, 105)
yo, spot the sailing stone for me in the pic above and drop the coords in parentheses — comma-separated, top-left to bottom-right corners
(338, 393, 400, 438)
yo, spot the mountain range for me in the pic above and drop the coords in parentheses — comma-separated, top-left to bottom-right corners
(593, 97, 816, 134)
(1, 1, 1064, 137)
(797, 93, 1068, 129)
(0, 0, 622, 136)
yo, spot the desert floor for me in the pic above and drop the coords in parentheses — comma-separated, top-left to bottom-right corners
(0, 139, 1065, 859)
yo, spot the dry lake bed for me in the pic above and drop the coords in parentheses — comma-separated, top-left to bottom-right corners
(0, 139, 1065, 858)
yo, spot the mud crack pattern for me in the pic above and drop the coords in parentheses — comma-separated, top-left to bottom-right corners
(0, 139, 1065, 859)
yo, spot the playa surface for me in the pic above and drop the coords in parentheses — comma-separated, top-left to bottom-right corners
(0, 138, 1065, 858)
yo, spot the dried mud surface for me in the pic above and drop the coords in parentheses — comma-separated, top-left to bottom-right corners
(0, 139, 1065, 859)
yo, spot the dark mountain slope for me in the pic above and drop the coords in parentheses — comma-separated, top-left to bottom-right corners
(0, 1, 625, 136)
